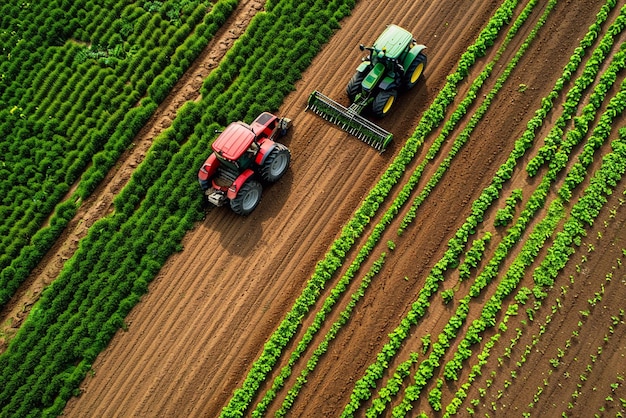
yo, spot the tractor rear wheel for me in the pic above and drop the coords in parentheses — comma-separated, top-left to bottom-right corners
(346, 71, 365, 103)
(402, 52, 427, 90)
(260, 144, 291, 182)
(372, 89, 398, 118)
(230, 179, 262, 215)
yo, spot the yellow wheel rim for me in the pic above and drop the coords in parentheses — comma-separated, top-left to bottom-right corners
(383, 95, 395, 114)
(410, 62, 424, 84)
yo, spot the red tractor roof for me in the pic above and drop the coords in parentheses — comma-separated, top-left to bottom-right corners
(212, 122, 256, 160)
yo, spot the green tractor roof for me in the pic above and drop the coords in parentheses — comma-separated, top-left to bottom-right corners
(373, 24, 414, 60)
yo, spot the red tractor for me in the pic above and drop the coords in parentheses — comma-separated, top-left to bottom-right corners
(198, 112, 291, 215)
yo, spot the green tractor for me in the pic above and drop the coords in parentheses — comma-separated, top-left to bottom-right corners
(307, 24, 427, 151)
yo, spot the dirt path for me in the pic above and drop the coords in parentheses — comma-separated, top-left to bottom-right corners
(50, 0, 626, 416)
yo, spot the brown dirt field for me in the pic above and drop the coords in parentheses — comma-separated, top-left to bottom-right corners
(8, 0, 625, 416)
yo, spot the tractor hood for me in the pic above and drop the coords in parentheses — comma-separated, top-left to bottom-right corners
(212, 122, 256, 161)
(373, 24, 413, 60)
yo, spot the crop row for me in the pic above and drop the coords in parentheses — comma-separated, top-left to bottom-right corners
(0, 0, 238, 308)
(415, 11, 626, 418)
(0, 0, 358, 415)
(344, 0, 623, 415)
(443, 1, 626, 384)
(270, 253, 387, 417)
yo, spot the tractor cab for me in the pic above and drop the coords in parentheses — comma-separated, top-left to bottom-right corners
(371, 24, 415, 61)
(306, 24, 427, 151)
(249, 111, 280, 139)
(211, 112, 287, 172)
(198, 112, 292, 215)
(212, 122, 259, 171)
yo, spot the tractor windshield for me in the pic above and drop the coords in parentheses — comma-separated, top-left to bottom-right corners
(214, 153, 240, 171)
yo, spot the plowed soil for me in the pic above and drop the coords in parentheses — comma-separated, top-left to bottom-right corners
(10, 0, 626, 416)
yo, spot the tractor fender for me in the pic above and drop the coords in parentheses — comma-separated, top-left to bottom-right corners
(227, 168, 256, 200)
(254, 140, 277, 166)
(378, 75, 398, 91)
(356, 61, 371, 73)
(402, 44, 427, 71)
(198, 153, 219, 189)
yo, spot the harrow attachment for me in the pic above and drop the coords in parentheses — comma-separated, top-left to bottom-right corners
(306, 90, 393, 152)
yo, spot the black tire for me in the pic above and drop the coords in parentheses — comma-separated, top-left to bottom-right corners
(371, 89, 398, 118)
(402, 52, 427, 90)
(230, 180, 262, 215)
(260, 144, 291, 182)
(346, 71, 366, 103)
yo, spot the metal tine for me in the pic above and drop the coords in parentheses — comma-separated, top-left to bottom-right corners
(307, 90, 392, 151)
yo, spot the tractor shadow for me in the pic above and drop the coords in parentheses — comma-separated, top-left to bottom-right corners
(201, 168, 293, 257)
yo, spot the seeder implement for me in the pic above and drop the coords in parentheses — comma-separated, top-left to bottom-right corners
(306, 90, 393, 152)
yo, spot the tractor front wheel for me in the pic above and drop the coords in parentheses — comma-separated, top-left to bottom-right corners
(260, 144, 291, 182)
(346, 71, 366, 103)
(230, 180, 262, 215)
(372, 89, 398, 118)
(402, 52, 427, 90)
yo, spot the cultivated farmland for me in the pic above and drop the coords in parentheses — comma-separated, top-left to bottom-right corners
(1, 0, 626, 417)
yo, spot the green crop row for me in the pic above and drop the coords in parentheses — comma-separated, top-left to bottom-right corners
(493, 189, 523, 227)
(271, 253, 387, 417)
(0, 0, 237, 308)
(442, 231, 492, 305)
(449, 332, 503, 416)
(247, 250, 388, 416)
(368, 353, 422, 415)
(458, 232, 492, 281)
